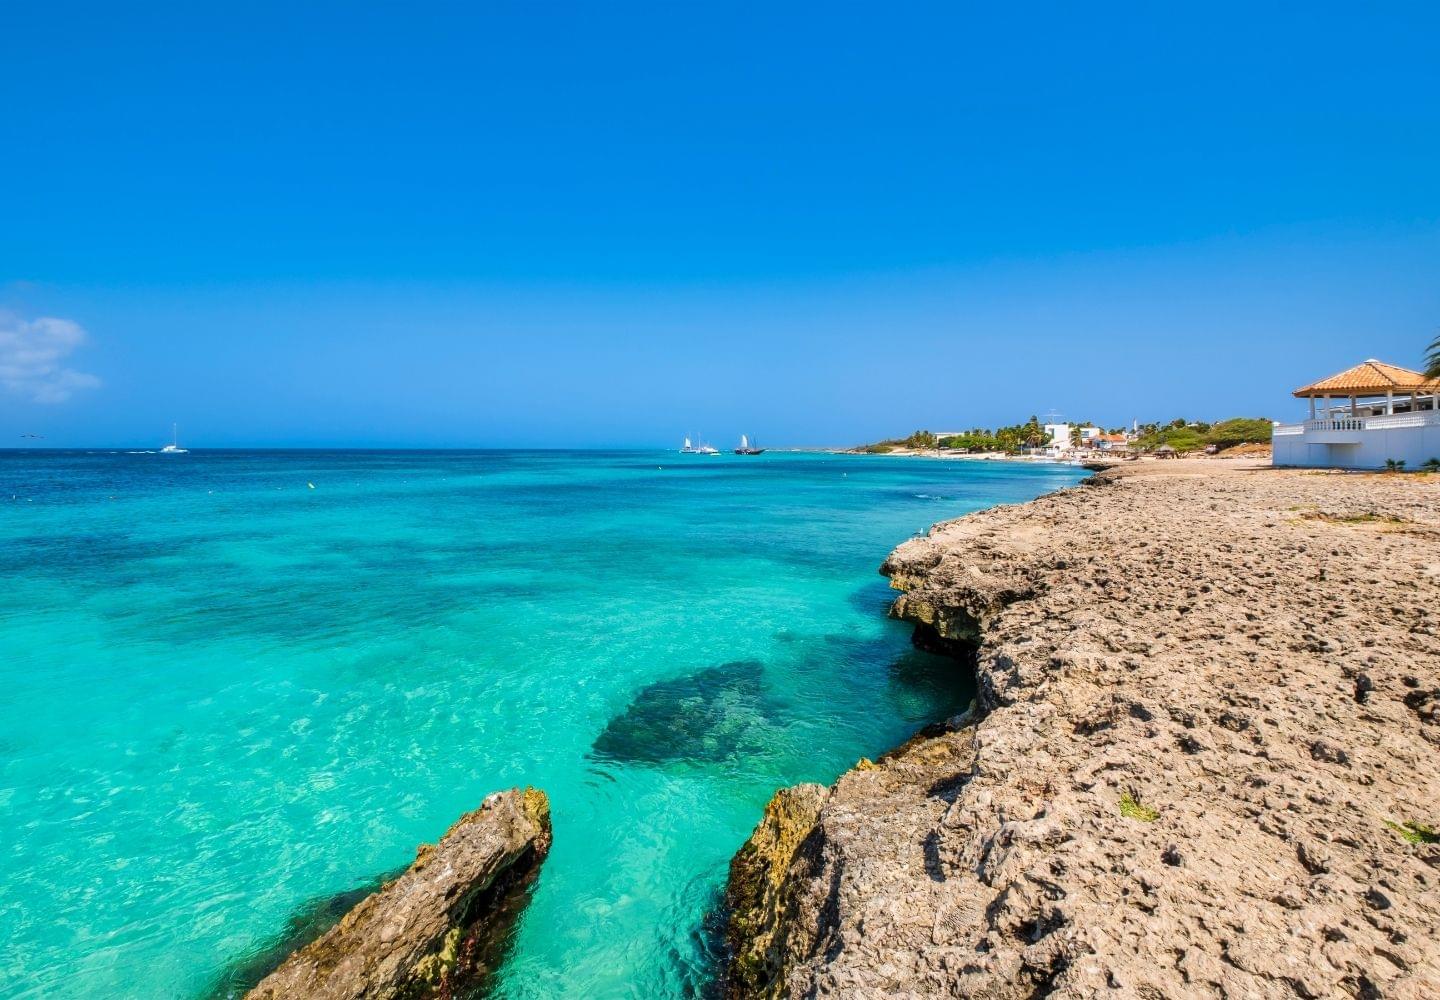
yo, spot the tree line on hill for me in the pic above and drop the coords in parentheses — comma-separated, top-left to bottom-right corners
(857, 416, 1047, 454)
(1130, 417, 1273, 452)
(857, 416, 1273, 455)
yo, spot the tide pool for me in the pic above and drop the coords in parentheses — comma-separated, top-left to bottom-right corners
(0, 450, 1083, 998)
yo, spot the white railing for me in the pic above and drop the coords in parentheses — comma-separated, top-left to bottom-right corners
(1305, 418, 1365, 432)
(1284, 410, 1440, 436)
(1362, 410, 1440, 430)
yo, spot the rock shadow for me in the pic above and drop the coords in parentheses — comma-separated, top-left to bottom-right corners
(923, 830, 947, 882)
(845, 580, 900, 618)
(203, 869, 400, 999)
(677, 883, 728, 999)
(205, 853, 542, 1000)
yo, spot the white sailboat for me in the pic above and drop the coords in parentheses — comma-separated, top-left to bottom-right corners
(160, 424, 188, 454)
(680, 436, 697, 454)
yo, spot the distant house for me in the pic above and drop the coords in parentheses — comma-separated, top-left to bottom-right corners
(1094, 433, 1129, 451)
(1272, 360, 1440, 470)
(1043, 423, 1072, 456)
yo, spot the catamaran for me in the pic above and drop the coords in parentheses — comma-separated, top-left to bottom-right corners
(733, 434, 765, 455)
(160, 424, 188, 454)
(680, 436, 697, 454)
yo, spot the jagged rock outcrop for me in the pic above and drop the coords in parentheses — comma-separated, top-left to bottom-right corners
(246, 788, 551, 1000)
(726, 783, 832, 996)
(725, 462, 1440, 998)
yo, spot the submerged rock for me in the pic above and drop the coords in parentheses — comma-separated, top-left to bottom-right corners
(245, 787, 551, 1000)
(591, 661, 772, 767)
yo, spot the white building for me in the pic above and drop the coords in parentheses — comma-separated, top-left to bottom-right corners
(1043, 423, 1073, 454)
(1272, 360, 1440, 470)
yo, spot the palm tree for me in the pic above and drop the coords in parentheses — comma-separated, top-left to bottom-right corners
(1427, 332, 1440, 380)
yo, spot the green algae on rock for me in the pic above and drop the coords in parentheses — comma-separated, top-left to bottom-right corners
(723, 783, 830, 999)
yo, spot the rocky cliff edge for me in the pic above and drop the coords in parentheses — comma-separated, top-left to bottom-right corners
(725, 462, 1440, 999)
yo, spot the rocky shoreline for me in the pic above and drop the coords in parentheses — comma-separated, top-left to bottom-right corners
(724, 461, 1440, 998)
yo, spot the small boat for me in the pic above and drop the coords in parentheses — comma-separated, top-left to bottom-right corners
(680, 436, 697, 454)
(696, 442, 720, 455)
(160, 424, 189, 454)
(733, 434, 766, 455)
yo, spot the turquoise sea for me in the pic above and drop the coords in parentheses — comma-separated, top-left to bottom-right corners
(0, 450, 1082, 999)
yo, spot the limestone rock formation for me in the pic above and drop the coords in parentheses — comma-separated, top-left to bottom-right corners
(725, 783, 831, 996)
(246, 787, 551, 1000)
(725, 463, 1440, 998)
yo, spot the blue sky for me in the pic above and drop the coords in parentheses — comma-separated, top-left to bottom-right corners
(3, 2, 1438, 447)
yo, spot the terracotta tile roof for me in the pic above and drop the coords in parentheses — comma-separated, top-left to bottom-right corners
(1292, 360, 1440, 397)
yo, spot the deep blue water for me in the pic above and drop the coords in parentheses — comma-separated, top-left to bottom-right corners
(0, 449, 1083, 998)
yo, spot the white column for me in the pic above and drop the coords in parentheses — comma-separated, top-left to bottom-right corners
(1308, 397, 1316, 419)
(1350, 395, 1357, 417)
(1323, 394, 1331, 420)
(1386, 390, 1394, 415)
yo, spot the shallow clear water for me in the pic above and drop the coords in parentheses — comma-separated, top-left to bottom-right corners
(0, 450, 1082, 999)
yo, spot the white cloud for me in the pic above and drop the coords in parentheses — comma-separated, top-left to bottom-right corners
(0, 312, 102, 403)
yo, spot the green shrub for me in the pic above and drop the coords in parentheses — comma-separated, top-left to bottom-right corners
(1385, 820, 1439, 844)
(940, 433, 1002, 451)
(1205, 417, 1273, 448)
(1119, 791, 1159, 822)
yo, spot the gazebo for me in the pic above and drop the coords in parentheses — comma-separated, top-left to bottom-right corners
(1291, 360, 1440, 420)
(1273, 360, 1440, 469)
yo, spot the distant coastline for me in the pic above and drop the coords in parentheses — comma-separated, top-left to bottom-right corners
(827, 446, 1067, 463)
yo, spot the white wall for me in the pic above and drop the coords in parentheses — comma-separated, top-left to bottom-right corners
(1273, 425, 1440, 469)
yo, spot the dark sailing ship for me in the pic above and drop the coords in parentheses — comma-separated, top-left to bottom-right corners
(733, 434, 766, 455)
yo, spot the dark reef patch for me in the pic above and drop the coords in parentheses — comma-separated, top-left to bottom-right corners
(590, 661, 775, 767)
